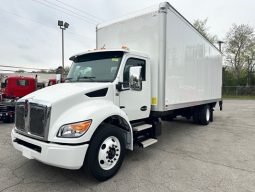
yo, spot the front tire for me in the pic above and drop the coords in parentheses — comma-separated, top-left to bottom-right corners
(85, 124, 125, 181)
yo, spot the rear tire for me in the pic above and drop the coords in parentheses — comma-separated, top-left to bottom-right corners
(193, 105, 211, 125)
(198, 105, 211, 125)
(85, 124, 126, 181)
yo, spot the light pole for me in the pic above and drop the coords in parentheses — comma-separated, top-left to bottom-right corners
(58, 20, 69, 77)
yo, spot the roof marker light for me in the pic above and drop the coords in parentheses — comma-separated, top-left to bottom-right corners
(121, 45, 129, 50)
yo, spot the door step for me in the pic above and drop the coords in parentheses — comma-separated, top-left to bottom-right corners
(140, 138, 158, 148)
(133, 124, 152, 132)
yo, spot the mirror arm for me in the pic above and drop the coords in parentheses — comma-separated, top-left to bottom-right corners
(116, 82, 130, 92)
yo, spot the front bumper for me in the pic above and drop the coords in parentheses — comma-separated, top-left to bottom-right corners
(11, 129, 88, 170)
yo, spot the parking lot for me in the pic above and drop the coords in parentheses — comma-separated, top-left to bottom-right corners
(0, 100, 255, 192)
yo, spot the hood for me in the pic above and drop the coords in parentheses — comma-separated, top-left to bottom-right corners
(21, 82, 111, 104)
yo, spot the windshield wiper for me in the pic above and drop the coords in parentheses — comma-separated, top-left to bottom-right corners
(77, 76, 96, 81)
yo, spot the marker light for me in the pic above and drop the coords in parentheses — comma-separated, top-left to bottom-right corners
(121, 45, 129, 50)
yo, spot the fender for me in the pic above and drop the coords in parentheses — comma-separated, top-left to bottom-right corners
(48, 99, 133, 150)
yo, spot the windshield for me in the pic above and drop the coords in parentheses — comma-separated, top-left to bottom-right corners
(67, 51, 124, 82)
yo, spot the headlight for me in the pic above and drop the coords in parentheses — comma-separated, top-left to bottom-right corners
(57, 120, 92, 138)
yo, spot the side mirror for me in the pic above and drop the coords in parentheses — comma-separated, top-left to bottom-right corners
(129, 66, 142, 91)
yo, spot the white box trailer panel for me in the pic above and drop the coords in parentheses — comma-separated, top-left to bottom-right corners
(97, 2, 222, 112)
(164, 4, 222, 110)
(97, 8, 161, 111)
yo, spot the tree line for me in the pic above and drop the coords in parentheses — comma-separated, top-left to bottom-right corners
(193, 19, 255, 86)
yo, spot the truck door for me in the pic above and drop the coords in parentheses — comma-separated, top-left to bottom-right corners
(119, 56, 151, 121)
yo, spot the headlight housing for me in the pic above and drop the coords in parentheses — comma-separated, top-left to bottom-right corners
(57, 120, 92, 138)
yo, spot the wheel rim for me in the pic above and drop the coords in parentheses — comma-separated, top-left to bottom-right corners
(206, 108, 210, 122)
(98, 136, 121, 170)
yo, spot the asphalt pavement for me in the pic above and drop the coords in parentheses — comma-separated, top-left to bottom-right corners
(0, 100, 255, 192)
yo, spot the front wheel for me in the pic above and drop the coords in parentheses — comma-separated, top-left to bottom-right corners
(85, 124, 125, 181)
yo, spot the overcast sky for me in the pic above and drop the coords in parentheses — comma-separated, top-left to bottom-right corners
(0, 0, 255, 71)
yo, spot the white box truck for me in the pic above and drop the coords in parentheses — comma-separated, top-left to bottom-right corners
(11, 2, 222, 181)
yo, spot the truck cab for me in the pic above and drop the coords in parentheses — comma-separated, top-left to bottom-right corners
(12, 49, 156, 181)
(66, 49, 151, 120)
(1, 76, 36, 98)
(0, 76, 37, 123)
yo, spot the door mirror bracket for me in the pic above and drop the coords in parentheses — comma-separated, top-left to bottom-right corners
(116, 82, 130, 92)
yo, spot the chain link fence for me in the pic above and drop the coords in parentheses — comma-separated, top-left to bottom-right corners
(223, 86, 255, 96)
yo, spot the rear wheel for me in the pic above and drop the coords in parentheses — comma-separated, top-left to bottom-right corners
(199, 105, 211, 125)
(193, 105, 211, 125)
(85, 124, 125, 181)
(194, 105, 211, 125)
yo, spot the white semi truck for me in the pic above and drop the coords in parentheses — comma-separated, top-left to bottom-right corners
(12, 2, 222, 181)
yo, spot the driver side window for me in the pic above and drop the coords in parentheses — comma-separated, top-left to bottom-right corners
(123, 58, 146, 83)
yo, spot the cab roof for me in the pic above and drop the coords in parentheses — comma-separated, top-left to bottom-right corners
(69, 48, 149, 61)
(7, 76, 35, 80)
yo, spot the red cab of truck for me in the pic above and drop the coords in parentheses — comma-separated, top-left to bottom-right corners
(0, 76, 37, 123)
(47, 78, 65, 86)
(1, 76, 36, 99)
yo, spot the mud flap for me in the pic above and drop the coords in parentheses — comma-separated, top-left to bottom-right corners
(219, 100, 223, 111)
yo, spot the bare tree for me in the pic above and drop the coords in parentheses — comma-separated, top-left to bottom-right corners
(225, 24, 254, 85)
(193, 18, 218, 44)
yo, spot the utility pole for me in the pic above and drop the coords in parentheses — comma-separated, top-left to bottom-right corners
(58, 20, 69, 79)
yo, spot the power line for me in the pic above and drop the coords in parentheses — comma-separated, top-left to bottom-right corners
(31, 0, 97, 25)
(0, 65, 50, 71)
(55, 0, 103, 22)
(44, 0, 101, 24)
(43, 0, 99, 24)
(0, 8, 92, 42)
(0, 69, 28, 72)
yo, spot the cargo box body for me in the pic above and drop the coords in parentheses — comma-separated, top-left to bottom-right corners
(97, 2, 222, 112)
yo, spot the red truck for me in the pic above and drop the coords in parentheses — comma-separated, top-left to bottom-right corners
(47, 78, 65, 86)
(0, 76, 36, 123)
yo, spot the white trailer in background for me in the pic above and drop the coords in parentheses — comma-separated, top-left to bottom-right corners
(12, 2, 222, 181)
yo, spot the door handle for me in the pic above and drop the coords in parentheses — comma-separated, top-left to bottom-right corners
(140, 106, 147, 111)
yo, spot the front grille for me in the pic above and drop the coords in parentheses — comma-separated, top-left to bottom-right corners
(15, 105, 25, 131)
(15, 101, 51, 140)
(29, 105, 46, 137)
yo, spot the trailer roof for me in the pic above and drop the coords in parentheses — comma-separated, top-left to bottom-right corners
(97, 2, 222, 55)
